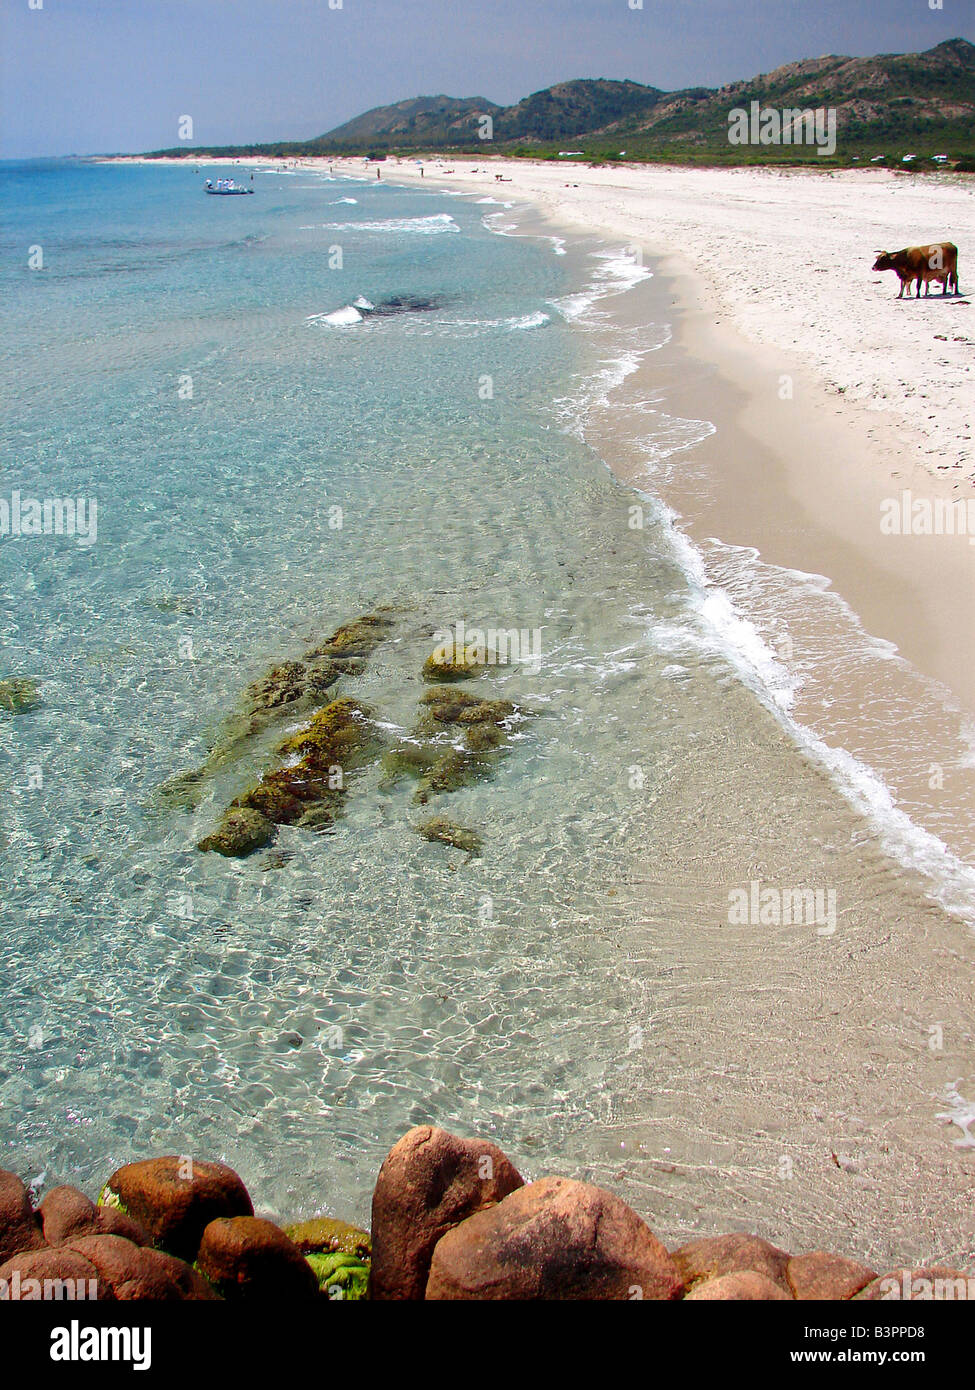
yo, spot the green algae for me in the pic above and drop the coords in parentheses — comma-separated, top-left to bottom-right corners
(199, 699, 380, 854)
(305, 1250, 370, 1300)
(197, 807, 275, 858)
(0, 677, 42, 714)
(422, 650, 488, 682)
(284, 1217, 371, 1261)
(417, 816, 483, 855)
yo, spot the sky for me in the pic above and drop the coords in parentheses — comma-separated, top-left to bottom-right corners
(1, 0, 970, 158)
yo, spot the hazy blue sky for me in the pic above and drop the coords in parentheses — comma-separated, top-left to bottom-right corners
(1, 0, 970, 158)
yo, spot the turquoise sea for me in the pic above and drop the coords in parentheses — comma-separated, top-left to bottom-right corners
(2, 159, 973, 1240)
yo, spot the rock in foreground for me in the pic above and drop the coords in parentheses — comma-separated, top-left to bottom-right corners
(425, 1175, 684, 1301)
(100, 1157, 253, 1263)
(371, 1125, 523, 1300)
(196, 1216, 318, 1300)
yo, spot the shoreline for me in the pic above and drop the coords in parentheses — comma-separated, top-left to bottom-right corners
(69, 154, 975, 1261)
(105, 154, 975, 716)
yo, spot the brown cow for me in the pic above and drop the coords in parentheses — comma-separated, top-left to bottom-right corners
(872, 242, 959, 298)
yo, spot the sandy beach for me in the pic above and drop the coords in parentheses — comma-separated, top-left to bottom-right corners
(366, 156, 975, 696)
(115, 153, 975, 712)
(75, 152, 975, 1269)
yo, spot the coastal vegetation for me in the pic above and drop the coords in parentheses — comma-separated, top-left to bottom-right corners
(137, 39, 975, 167)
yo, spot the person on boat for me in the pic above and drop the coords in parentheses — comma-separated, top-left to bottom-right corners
(206, 179, 213, 189)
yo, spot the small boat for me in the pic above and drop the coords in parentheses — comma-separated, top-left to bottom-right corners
(204, 179, 254, 196)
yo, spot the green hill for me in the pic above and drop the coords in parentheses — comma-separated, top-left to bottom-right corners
(140, 37, 975, 165)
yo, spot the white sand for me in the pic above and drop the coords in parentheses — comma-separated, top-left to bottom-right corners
(112, 152, 975, 704)
(112, 155, 974, 488)
(364, 158, 974, 486)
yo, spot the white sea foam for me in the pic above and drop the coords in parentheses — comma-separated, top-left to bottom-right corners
(332, 197, 358, 204)
(306, 305, 363, 327)
(309, 213, 460, 234)
(648, 505, 975, 926)
(936, 1081, 975, 1148)
(550, 248, 654, 323)
(447, 310, 551, 332)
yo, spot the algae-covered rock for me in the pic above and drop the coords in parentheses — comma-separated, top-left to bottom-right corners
(197, 807, 274, 858)
(414, 748, 487, 805)
(172, 611, 392, 794)
(277, 697, 377, 770)
(245, 659, 325, 713)
(200, 698, 380, 855)
(385, 687, 528, 802)
(0, 677, 42, 714)
(417, 689, 517, 742)
(234, 768, 314, 826)
(380, 740, 439, 788)
(284, 1217, 371, 1261)
(305, 1250, 370, 1300)
(306, 612, 393, 659)
(294, 803, 339, 833)
(418, 688, 483, 722)
(417, 816, 483, 855)
(156, 767, 209, 811)
(422, 651, 487, 682)
(463, 722, 506, 752)
(455, 699, 515, 725)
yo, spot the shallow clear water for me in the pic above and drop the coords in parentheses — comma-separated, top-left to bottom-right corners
(0, 161, 970, 1244)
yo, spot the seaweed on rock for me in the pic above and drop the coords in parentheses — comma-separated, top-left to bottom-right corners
(161, 610, 393, 813)
(0, 677, 42, 714)
(198, 698, 381, 855)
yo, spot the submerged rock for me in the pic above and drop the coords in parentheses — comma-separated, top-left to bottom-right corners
(363, 295, 442, 318)
(170, 610, 392, 792)
(276, 696, 377, 768)
(0, 677, 42, 714)
(417, 687, 518, 750)
(414, 747, 487, 804)
(156, 767, 209, 811)
(386, 686, 528, 807)
(197, 807, 274, 858)
(422, 650, 487, 682)
(417, 816, 482, 855)
(305, 612, 393, 658)
(200, 698, 381, 854)
(418, 688, 483, 722)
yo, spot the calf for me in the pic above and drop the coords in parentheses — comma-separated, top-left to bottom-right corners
(873, 243, 959, 298)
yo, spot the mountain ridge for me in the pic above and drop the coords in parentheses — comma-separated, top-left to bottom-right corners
(144, 38, 975, 162)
